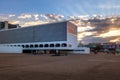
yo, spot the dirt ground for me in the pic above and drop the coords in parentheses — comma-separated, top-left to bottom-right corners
(0, 53, 120, 80)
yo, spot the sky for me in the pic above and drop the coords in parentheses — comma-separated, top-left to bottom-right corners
(0, 0, 120, 44)
(77, 19, 120, 44)
(0, 0, 120, 16)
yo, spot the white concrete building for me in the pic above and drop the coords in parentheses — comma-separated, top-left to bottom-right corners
(0, 21, 90, 54)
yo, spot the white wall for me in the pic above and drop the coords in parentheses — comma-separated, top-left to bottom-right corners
(68, 47, 90, 54)
(67, 33, 78, 49)
(74, 47, 90, 54)
(0, 46, 22, 53)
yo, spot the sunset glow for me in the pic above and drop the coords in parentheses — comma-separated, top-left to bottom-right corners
(98, 29, 120, 38)
(110, 38, 120, 42)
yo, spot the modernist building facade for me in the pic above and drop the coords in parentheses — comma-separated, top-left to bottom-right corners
(0, 21, 79, 53)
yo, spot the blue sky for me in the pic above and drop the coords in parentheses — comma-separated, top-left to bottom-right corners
(0, 0, 120, 16)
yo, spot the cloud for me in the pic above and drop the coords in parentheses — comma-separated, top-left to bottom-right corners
(110, 37, 120, 42)
(78, 26, 95, 32)
(33, 14, 39, 20)
(40, 14, 49, 20)
(18, 14, 32, 19)
(9, 20, 20, 24)
(0, 14, 8, 20)
(8, 14, 15, 17)
(81, 36, 110, 44)
(98, 29, 120, 38)
(40, 14, 64, 21)
(23, 20, 48, 27)
(0, 13, 120, 44)
(82, 18, 112, 35)
(77, 17, 120, 44)
(80, 35, 120, 44)
(81, 35, 120, 44)
(77, 15, 89, 20)
(19, 14, 65, 26)
(69, 16, 76, 20)
(67, 15, 89, 21)
(78, 31, 97, 41)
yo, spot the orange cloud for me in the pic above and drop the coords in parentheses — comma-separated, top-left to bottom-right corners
(23, 20, 48, 27)
(9, 20, 20, 24)
(98, 29, 120, 38)
(110, 38, 120, 43)
(78, 31, 97, 40)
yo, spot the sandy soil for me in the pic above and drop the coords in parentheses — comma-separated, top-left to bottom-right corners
(0, 53, 120, 80)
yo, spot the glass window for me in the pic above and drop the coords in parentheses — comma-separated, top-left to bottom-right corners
(39, 44, 43, 47)
(30, 45, 33, 48)
(55, 43, 60, 47)
(62, 43, 67, 47)
(35, 44, 38, 48)
(44, 44, 49, 47)
(26, 45, 29, 48)
(50, 44, 54, 47)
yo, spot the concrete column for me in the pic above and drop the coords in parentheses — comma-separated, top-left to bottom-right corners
(4, 21, 8, 29)
(16, 24, 21, 28)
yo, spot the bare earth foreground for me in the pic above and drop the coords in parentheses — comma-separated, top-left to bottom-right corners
(0, 53, 120, 80)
